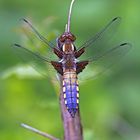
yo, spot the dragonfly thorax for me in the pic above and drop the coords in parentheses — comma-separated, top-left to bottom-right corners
(62, 43, 75, 54)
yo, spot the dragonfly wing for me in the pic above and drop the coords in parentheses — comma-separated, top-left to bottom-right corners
(78, 17, 122, 60)
(21, 23, 58, 61)
(22, 18, 55, 48)
(78, 43, 132, 81)
(12, 44, 56, 78)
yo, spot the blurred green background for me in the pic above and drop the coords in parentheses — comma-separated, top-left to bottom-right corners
(0, 0, 140, 140)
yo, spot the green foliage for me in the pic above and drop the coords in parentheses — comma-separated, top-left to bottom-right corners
(0, 0, 140, 140)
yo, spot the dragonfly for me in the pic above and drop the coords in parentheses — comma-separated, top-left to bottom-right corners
(14, 0, 131, 117)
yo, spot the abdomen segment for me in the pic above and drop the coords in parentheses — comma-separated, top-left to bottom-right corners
(63, 70, 79, 117)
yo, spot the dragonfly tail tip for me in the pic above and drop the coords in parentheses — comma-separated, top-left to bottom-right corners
(68, 108, 77, 118)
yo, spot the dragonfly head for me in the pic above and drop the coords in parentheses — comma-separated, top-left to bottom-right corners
(59, 32, 76, 43)
(58, 32, 76, 53)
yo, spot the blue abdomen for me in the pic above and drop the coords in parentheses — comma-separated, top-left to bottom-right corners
(63, 71, 79, 117)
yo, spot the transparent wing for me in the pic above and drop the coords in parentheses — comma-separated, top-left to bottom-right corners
(12, 44, 56, 78)
(22, 18, 55, 48)
(78, 43, 132, 81)
(13, 18, 60, 78)
(21, 18, 59, 60)
(78, 17, 122, 60)
(77, 17, 132, 81)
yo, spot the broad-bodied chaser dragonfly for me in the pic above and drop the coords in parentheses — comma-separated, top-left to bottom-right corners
(14, 0, 131, 117)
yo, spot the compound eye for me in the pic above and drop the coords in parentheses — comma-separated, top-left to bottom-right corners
(69, 34, 76, 41)
(72, 35, 76, 41)
(59, 35, 66, 42)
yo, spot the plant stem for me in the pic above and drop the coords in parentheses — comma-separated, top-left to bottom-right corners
(21, 123, 59, 140)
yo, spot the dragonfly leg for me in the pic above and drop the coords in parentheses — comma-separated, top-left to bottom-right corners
(76, 61, 89, 74)
(51, 61, 63, 75)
